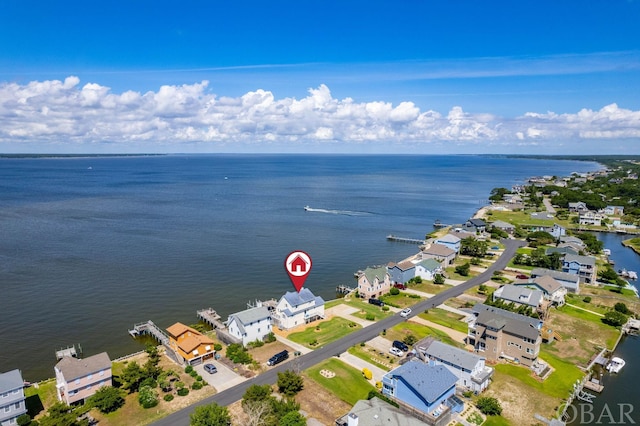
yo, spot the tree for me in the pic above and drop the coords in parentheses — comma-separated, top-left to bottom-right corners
(270, 398, 300, 422)
(455, 262, 471, 276)
(433, 274, 445, 284)
(460, 238, 488, 258)
(278, 411, 307, 426)
(190, 403, 232, 426)
(389, 287, 400, 295)
(242, 400, 273, 426)
(243, 384, 273, 404)
(38, 402, 88, 426)
(277, 370, 304, 397)
(476, 396, 502, 416)
(138, 385, 159, 409)
(143, 344, 162, 380)
(120, 361, 144, 393)
(602, 311, 628, 327)
(226, 343, 253, 364)
(88, 386, 125, 413)
(16, 414, 32, 426)
(614, 302, 631, 315)
(403, 334, 417, 346)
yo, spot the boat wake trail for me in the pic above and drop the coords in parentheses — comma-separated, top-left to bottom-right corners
(304, 206, 372, 216)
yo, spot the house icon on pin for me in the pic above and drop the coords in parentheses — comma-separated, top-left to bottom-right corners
(289, 255, 309, 273)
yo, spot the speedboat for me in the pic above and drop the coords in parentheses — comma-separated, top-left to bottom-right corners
(304, 205, 310, 211)
(606, 357, 625, 373)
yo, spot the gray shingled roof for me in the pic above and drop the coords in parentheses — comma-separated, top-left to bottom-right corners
(55, 352, 111, 380)
(282, 287, 322, 307)
(531, 268, 579, 283)
(342, 397, 425, 426)
(563, 253, 595, 266)
(436, 234, 461, 243)
(514, 275, 562, 295)
(494, 284, 543, 307)
(0, 369, 24, 392)
(422, 340, 482, 372)
(422, 243, 455, 257)
(472, 304, 541, 340)
(387, 360, 458, 404)
(230, 306, 270, 326)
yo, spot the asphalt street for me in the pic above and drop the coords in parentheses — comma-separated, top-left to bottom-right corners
(154, 238, 525, 425)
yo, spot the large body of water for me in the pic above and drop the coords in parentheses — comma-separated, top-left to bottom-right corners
(0, 154, 601, 381)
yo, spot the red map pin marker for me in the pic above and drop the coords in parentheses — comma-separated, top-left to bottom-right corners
(285, 251, 312, 292)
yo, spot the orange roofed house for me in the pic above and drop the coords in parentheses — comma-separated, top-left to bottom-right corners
(167, 322, 216, 366)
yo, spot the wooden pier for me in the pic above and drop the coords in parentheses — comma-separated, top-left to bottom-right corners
(336, 285, 355, 296)
(128, 320, 170, 346)
(55, 344, 82, 360)
(196, 308, 226, 329)
(386, 234, 425, 244)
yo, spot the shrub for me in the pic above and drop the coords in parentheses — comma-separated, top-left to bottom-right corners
(138, 385, 159, 409)
(583, 296, 592, 303)
(365, 313, 375, 321)
(192, 381, 203, 390)
(177, 387, 190, 397)
(196, 375, 203, 382)
(247, 339, 265, 348)
(213, 343, 223, 351)
(265, 332, 277, 343)
(189, 370, 198, 378)
(226, 343, 253, 364)
(277, 370, 304, 396)
(362, 368, 372, 380)
(476, 396, 502, 415)
(185, 365, 193, 374)
(403, 334, 417, 346)
(382, 306, 390, 311)
(309, 339, 318, 346)
(16, 414, 31, 426)
(390, 287, 400, 295)
(163, 394, 174, 402)
(433, 274, 445, 284)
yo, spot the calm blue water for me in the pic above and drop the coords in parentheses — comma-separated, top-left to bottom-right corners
(0, 154, 600, 381)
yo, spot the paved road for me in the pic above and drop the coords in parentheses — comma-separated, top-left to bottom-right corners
(154, 238, 525, 425)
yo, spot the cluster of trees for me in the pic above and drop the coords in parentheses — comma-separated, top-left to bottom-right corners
(476, 396, 502, 416)
(226, 343, 254, 364)
(460, 237, 489, 258)
(513, 248, 561, 270)
(602, 302, 635, 327)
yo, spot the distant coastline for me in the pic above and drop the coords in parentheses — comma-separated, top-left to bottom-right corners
(0, 153, 167, 159)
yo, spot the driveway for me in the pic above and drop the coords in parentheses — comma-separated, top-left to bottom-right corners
(194, 359, 246, 392)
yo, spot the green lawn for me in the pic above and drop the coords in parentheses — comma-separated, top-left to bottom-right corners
(325, 298, 346, 309)
(482, 415, 512, 426)
(409, 282, 452, 294)
(379, 292, 423, 308)
(287, 317, 361, 348)
(387, 321, 462, 348)
(347, 345, 393, 371)
(345, 299, 392, 320)
(306, 358, 376, 405)
(564, 293, 609, 315)
(418, 308, 469, 334)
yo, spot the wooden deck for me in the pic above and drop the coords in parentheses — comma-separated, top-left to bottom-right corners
(386, 234, 425, 244)
(197, 308, 225, 329)
(128, 320, 170, 346)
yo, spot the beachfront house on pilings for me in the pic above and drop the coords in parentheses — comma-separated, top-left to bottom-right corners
(54, 352, 112, 405)
(468, 304, 542, 367)
(561, 253, 596, 284)
(166, 323, 216, 366)
(357, 266, 391, 299)
(0, 369, 27, 425)
(273, 288, 325, 330)
(226, 305, 272, 346)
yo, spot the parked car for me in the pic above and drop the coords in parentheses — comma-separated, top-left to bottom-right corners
(393, 340, 409, 352)
(368, 298, 384, 306)
(393, 283, 407, 290)
(267, 350, 289, 366)
(389, 347, 404, 357)
(203, 363, 217, 374)
(516, 274, 528, 279)
(400, 308, 412, 318)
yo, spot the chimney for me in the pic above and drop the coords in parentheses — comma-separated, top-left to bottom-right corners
(347, 413, 359, 426)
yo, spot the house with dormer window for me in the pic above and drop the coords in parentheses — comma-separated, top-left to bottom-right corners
(227, 305, 272, 346)
(273, 288, 325, 330)
(357, 266, 391, 299)
(167, 323, 216, 365)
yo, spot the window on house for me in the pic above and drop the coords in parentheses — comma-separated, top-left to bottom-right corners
(99, 370, 104, 376)
(75, 379, 80, 384)
(5, 406, 10, 412)
(88, 374, 92, 380)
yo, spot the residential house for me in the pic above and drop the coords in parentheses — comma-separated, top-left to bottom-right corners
(492, 284, 543, 309)
(612, 219, 637, 231)
(420, 244, 456, 266)
(546, 245, 580, 256)
(167, 323, 216, 365)
(531, 268, 581, 293)
(434, 234, 461, 253)
(0, 370, 27, 426)
(513, 275, 566, 306)
(464, 218, 487, 234)
(559, 236, 585, 249)
(227, 305, 272, 346)
(414, 339, 493, 393)
(604, 206, 624, 216)
(54, 352, 112, 405)
(273, 288, 325, 330)
(490, 220, 515, 235)
(415, 259, 442, 281)
(335, 397, 425, 426)
(468, 304, 542, 367)
(387, 260, 416, 285)
(579, 211, 603, 226)
(562, 254, 596, 284)
(357, 266, 391, 299)
(382, 360, 462, 425)
(568, 202, 588, 213)
(549, 224, 566, 238)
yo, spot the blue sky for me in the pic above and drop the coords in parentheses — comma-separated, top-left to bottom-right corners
(1, 0, 640, 153)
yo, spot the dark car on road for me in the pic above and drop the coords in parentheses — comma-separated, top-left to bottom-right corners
(267, 350, 289, 366)
(203, 363, 217, 374)
(368, 298, 384, 306)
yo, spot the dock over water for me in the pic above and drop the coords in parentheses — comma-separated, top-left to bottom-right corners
(386, 234, 425, 244)
(128, 320, 170, 346)
(196, 308, 225, 329)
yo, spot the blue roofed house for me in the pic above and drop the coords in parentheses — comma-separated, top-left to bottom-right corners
(562, 254, 596, 284)
(273, 288, 325, 330)
(0, 369, 27, 426)
(415, 259, 443, 281)
(382, 360, 462, 425)
(434, 234, 461, 253)
(227, 305, 272, 346)
(357, 266, 391, 299)
(387, 260, 416, 285)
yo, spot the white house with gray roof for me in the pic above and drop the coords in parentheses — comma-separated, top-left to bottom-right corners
(434, 234, 461, 252)
(0, 369, 27, 426)
(227, 305, 272, 346)
(55, 352, 112, 405)
(562, 253, 596, 284)
(273, 288, 325, 330)
(415, 259, 443, 281)
(420, 243, 456, 266)
(514, 275, 566, 305)
(414, 340, 493, 393)
(492, 284, 544, 309)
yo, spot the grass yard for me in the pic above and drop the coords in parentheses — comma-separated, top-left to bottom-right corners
(419, 308, 469, 334)
(347, 345, 393, 371)
(409, 282, 452, 294)
(482, 415, 513, 426)
(288, 317, 361, 348)
(306, 358, 376, 406)
(325, 298, 346, 309)
(379, 292, 423, 308)
(345, 299, 392, 320)
(387, 321, 462, 348)
(564, 293, 609, 315)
